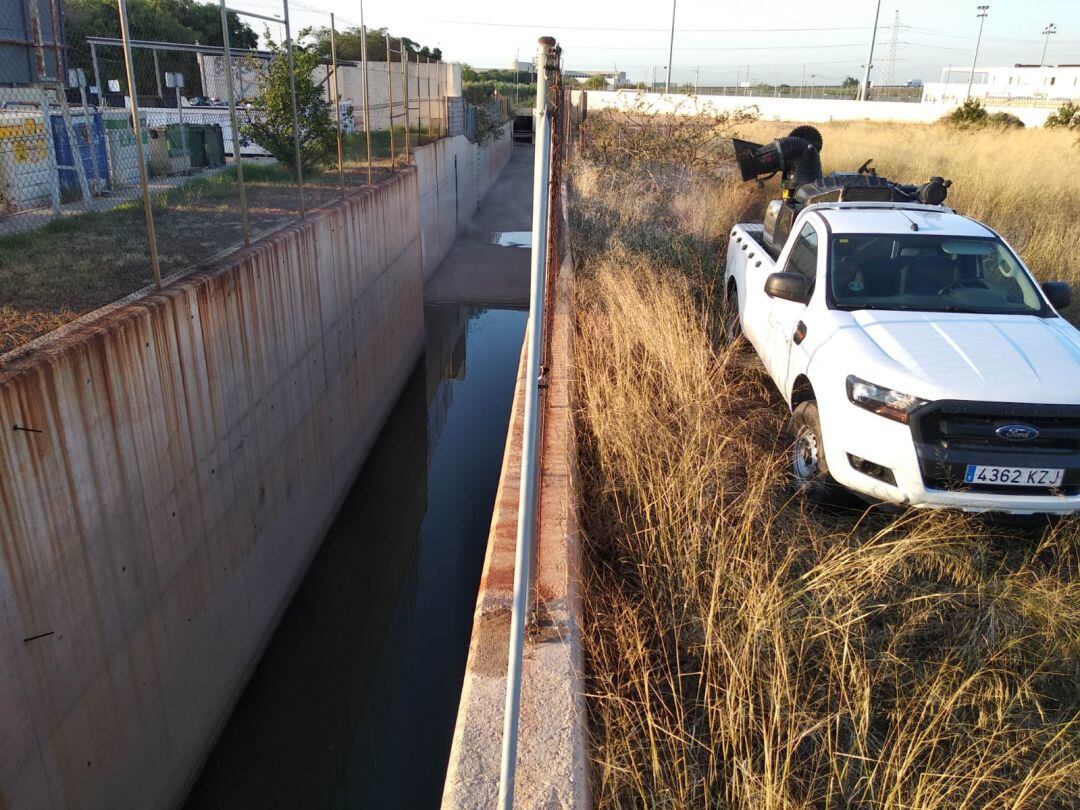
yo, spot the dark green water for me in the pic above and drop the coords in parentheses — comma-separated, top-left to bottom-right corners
(184, 306, 527, 810)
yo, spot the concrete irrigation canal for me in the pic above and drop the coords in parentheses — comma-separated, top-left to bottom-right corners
(0, 127, 578, 807)
(184, 304, 526, 808)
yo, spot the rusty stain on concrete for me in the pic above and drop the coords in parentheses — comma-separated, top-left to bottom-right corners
(0, 168, 427, 810)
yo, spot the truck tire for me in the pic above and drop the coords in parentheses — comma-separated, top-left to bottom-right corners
(723, 281, 742, 343)
(788, 401, 843, 503)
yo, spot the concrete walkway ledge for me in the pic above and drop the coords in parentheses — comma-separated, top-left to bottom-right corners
(441, 251, 588, 808)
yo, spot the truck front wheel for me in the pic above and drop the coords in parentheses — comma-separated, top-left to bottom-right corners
(789, 401, 842, 502)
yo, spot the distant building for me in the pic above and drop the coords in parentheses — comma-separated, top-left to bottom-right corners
(922, 64, 1080, 105)
(501, 59, 625, 86)
(0, 0, 65, 85)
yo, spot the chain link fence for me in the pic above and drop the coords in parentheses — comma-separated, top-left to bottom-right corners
(0, 0, 497, 353)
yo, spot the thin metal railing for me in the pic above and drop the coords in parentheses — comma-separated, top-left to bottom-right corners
(497, 35, 559, 810)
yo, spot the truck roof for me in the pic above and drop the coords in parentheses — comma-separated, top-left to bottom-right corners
(813, 206, 995, 238)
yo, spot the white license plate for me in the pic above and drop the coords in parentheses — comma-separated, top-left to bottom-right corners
(964, 465, 1065, 487)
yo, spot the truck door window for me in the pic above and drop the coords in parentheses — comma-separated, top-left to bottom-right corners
(785, 225, 819, 292)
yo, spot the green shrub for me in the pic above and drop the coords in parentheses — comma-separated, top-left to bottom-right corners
(942, 98, 989, 128)
(943, 99, 1024, 130)
(1046, 101, 1080, 129)
(989, 111, 1025, 129)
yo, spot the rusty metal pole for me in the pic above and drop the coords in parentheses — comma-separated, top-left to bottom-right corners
(426, 56, 433, 139)
(283, 0, 306, 215)
(329, 13, 344, 196)
(360, 24, 373, 184)
(219, 0, 250, 245)
(400, 41, 410, 159)
(118, 0, 162, 288)
(415, 50, 422, 143)
(385, 34, 395, 169)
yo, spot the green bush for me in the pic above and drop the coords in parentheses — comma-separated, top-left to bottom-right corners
(942, 98, 989, 128)
(1046, 101, 1080, 129)
(989, 111, 1025, 129)
(943, 99, 1023, 130)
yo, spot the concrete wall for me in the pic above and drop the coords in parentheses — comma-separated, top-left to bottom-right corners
(414, 122, 513, 279)
(442, 200, 588, 809)
(336, 62, 463, 131)
(586, 89, 1054, 127)
(0, 170, 426, 809)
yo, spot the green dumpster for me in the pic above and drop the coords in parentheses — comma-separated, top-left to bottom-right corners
(182, 124, 208, 168)
(203, 124, 225, 167)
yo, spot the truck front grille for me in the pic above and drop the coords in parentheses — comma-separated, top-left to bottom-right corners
(911, 401, 1080, 496)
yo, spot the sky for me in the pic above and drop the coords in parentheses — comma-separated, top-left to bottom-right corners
(267, 0, 1080, 86)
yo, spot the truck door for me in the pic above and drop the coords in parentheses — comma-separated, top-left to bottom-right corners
(765, 222, 819, 390)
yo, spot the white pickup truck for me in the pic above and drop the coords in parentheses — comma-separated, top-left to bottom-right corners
(725, 201, 1080, 514)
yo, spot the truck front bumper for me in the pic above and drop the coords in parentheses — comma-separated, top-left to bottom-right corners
(822, 400, 1080, 516)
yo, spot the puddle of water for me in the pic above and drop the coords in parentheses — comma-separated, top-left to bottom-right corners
(486, 230, 532, 248)
(184, 305, 527, 810)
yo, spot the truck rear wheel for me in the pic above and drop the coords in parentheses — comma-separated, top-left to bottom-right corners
(789, 401, 842, 503)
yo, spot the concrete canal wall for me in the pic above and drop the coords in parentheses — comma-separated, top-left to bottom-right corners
(415, 123, 514, 279)
(0, 125, 515, 809)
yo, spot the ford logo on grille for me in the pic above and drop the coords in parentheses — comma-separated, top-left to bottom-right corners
(996, 423, 1040, 441)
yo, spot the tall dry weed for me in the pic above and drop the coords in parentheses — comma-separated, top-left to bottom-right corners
(570, 146, 1080, 807)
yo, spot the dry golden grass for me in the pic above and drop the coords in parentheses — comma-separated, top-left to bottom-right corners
(570, 134, 1080, 808)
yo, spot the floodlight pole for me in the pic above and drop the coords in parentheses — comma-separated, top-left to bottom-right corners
(859, 0, 882, 101)
(1040, 23, 1056, 67)
(966, 5, 989, 100)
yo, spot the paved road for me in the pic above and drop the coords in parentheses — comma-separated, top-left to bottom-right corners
(424, 142, 534, 308)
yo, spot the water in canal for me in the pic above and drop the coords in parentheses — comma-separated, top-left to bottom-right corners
(184, 305, 527, 810)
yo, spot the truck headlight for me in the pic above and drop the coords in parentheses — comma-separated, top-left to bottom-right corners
(846, 376, 928, 424)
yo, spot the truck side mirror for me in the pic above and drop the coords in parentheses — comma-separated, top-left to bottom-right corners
(1042, 281, 1072, 310)
(765, 272, 810, 303)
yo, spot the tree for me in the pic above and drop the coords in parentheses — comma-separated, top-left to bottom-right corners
(242, 40, 334, 172)
(1046, 101, 1080, 130)
(583, 75, 608, 90)
(841, 76, 859, 89)
(299, 25, 440, 63)
(63, 0, 257, 97)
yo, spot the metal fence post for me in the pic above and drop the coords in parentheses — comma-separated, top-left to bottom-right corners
(360, 23, 373, 185)
(282, 0, 305, 215)
(329, 13, 344, 196)
(426, 57, 433, 139)
(400, 42, 409, 159)
(117, 0, 162, 288)
(497, 35, 556, 810)
(219, 0, 250, 246)
(385, 34, 395, 169)
(415, 50, 421, 143)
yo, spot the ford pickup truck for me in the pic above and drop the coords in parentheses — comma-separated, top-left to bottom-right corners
(724, 127, 1080, 514)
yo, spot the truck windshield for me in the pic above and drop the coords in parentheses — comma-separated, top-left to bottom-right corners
(828, 234, 1047, 315)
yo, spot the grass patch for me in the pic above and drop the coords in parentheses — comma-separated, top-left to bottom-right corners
(0, 127, 442, 353)
(570, 124, 1080, 807)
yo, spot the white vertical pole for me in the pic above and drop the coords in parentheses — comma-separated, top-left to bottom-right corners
(859, 0, 882, 100)
(966, 6, 989, 100)
(664, 0, 676, 93)
(497, 34, 555, 810)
